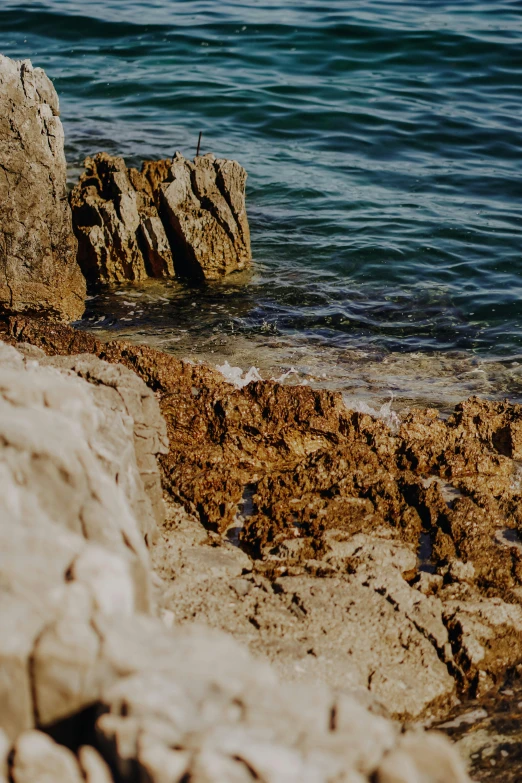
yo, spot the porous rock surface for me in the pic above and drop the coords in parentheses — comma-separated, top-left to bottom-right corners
(158, 151, 252, 280)
(0, 337, 469, 783)
(70, 150, 251, 285)
(70, 152, 175, 285)
(0, 55, 86, 321)
(8, 316, 522, 732)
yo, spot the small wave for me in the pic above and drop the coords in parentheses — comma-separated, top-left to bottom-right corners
(218, 362, 404, 430)
(216, 361, 263, 388)
(343, 394, 401, 432)
(216, 361, 301, 389)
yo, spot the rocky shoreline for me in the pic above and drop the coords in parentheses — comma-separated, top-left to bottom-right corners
(8, 315, 522, 717)
(0, 319, 474, 783)
(2, 52, 522, 781)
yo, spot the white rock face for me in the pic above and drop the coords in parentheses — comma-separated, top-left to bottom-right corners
(0, 340, 471, 783)
(37, 349, 169, 543)
(0, 342, 167, 735)
(11, 732, 84, 783)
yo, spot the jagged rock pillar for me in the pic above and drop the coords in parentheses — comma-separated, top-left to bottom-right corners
(158, 152, 252, 281)
(70, 153, 175, 286)
(70, 151, 252, 286)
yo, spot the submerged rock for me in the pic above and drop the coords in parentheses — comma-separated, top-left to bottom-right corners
(70, 150, 251, 286)
(0, 56, 86, 321)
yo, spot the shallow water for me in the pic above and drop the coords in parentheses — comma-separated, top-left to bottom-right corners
(435, 675, 522, 781)
(81, 278, 522, 412)
(4, 0, 522, 403)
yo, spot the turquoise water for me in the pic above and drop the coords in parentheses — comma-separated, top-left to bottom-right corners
(3, 1, 522, 365)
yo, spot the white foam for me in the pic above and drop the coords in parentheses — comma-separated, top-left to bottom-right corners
(343, 394, 401, 432)
(217, 363, 301, 389)
(216, 361, 263, 388)
(271, 367, 299, 383)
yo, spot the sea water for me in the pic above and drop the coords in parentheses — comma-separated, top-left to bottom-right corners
(3, 0, 522, 409)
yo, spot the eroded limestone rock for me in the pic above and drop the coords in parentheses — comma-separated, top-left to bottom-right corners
(0, 343, 158, 738)
(11, 731, 84, 783)
(70, 153, 174, 285)
(70, 150, 251, 286)
(0, 56, 85, 321)
(377, 732, 470, 783)
(78, 746, 114, 783)
(0, 342, 165, 553)
(0, 331, 471, 782)
(8, 315, 522, 722)
(6, 318, 522, 717)
(152, 507, 455, 721)
(39, 351, 169, 541)
(158, 152, 251, 280)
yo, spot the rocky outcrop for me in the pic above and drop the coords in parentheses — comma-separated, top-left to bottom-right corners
(36, 350, 169, 540)
(0, 56, 86, 321)
(153, 508, 457, 721)
(0, 338, 470, 783)
(12, 340, 168, 545)
(158, 151, 252, 280)
(70, 151, 251, 285)
(0, 341, 155, 740)
(70, 153, 175, 285)
(10, 732, 85, 783)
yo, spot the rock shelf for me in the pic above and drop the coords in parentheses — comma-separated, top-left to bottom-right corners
(0, 336, 470, 783)
(7, 315, 522, 731)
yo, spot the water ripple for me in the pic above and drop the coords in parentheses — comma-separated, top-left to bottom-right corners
(3, 0, 522, 362)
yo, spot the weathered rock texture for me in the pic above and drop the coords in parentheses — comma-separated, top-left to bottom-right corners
(0, 341, 157, 740)
(0, 56, 86, 321)
(70, 150, 251, 285)
(158, 151, 252, 280)
(0, 336, 470, 783)
(7, 315, 522, 733)
(36, 350, 169, 541)
(70, 153, 175, 285)
(10, 732, 84, 783)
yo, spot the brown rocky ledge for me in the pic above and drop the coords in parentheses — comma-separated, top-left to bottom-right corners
(6, 313, 522, 736)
